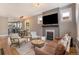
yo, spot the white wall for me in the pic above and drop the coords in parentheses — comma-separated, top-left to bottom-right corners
(76, 4, 79, 41)
(0, 16, 8, 36)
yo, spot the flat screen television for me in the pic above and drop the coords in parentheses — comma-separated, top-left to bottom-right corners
(43, 13, 58, 25)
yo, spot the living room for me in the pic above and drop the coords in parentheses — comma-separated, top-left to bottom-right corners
(0, 3, 79, 55)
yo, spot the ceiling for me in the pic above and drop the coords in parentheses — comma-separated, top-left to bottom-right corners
(0, 3, 70, 17)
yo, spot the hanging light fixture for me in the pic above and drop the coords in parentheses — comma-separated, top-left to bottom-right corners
(32, 3, 41, 8)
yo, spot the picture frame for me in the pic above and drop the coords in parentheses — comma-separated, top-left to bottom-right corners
(61, 8, 72, 22)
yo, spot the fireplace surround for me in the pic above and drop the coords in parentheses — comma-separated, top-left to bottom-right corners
(46, 30, 55, 40)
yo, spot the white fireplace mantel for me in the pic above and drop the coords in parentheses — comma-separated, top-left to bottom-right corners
(46, 30, 55, 40)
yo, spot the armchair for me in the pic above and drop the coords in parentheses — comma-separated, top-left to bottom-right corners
(30, 31, 40, 40)
(9, 33, 27, 48)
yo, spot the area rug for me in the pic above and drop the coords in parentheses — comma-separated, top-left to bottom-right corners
(15, 42, 35, 55)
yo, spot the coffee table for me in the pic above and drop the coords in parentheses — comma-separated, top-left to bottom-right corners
(31, 39, 45, 48)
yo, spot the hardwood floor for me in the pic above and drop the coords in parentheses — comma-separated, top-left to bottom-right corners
(0, 37, 19, 55)
(0, 36, 77, 55)
(69, 47, 77, 55)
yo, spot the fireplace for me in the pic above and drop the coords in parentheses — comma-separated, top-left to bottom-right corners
(46, 30, 55, 40)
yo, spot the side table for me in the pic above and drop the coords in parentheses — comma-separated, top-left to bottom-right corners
(24, 36, 32, 42)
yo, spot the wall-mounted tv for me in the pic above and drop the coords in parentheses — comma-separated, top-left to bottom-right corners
(43, 13, 58, 24)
